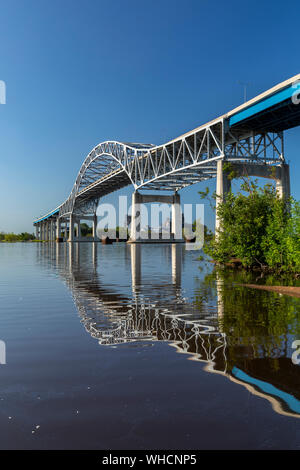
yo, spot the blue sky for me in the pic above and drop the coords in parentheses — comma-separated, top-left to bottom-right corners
(0, 0, 299, 233)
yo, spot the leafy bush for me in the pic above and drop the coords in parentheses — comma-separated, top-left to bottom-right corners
(202, 177, 300, 273)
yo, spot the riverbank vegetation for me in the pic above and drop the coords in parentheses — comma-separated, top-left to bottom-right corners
(0, 232, 36, 242)
(200, 168, 300, 274)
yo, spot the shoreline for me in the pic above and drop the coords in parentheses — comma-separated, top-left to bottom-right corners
(238, 283, 300, 299)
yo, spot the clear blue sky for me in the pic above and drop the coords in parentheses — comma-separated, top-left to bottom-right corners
(0, 0, 299, 233)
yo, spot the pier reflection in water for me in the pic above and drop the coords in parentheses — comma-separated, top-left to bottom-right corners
(39, 242, 300, 420)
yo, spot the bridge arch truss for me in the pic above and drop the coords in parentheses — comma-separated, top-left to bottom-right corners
(58, 119, 284, 219)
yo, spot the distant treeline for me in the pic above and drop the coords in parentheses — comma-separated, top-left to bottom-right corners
(0, 232, 36, 242)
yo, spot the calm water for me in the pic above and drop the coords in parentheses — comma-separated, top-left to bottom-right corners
(0, 242, 299, 449)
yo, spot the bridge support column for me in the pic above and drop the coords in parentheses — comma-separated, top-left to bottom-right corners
(215, 161, 291, 233)
(228, 162, 291, 199)
(52, 220, 56, 241)
(50, 220, 54, 242)
(68, 215, 75, 242)
(215, 159, 231, 234)
(92, 214, 98, 241)
(276, 163, 290, 199)
(45, 221, 49, 241)
(53, 220, 56, 241)
(130, 191, 183, 242)
(56, 218, 61, 241)
(171, 193, 182, 241)
(131, 192, 142, 242)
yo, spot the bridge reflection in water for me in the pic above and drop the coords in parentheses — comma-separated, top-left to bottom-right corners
(37, 243, 300, 419)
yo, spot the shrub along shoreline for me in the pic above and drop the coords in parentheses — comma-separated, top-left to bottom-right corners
(200, 169, 300, 275)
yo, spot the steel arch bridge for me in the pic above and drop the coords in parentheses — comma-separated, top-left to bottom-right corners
(34, 74, 300, 240)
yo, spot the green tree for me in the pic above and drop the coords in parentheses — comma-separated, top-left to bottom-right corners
(19, 232, 35, 241)
(4, 233, 19, 242)
(202, 174, 300, 273)
(80, 223, 92, 237)
(1, 231, 36, 242)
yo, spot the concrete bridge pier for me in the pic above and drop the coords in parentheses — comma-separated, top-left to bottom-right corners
(130, 191, 183, 242)
(56, 218, 61, 240)
(52, 220, 56, 241)
(67, 213, 98, 242)
(44, 221, 49, 241)
(48, 220, 52, 241)
(92, 214, 98, 241)
(68, 215, 75, 242)
(215, 160, 291, 233)
(50, 220, 55, 242)
(215, 160, 231, 235)
(130, 192, 142, 242)
(171, 192, 182, 241)
(229, 162, 291, 199)
(275, 163, 290, 199)
(41, 222, 45, 241)
(43, 222, 47, 241)
(53, 220, 56, 240)
(67, 216, 80, 242)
